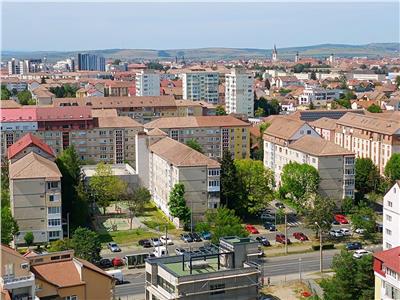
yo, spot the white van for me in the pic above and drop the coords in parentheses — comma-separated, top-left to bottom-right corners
(106, 269, 124, 285)
(153, 246, 168, 257)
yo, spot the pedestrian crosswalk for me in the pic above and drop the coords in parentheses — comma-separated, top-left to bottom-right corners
(287, 221, 302, 227)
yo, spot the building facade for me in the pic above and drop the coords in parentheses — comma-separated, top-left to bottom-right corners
(135, 70, 160, 96)
(382, 181, 400, 250)
(374, 247, 400, 300)
(298, 85, 343, 106)
(182, 72, 219, 104)
(225, 68, 254, 117)
(77, 53, 105, 71)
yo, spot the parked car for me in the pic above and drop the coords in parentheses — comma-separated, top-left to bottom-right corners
(353, 249, 372, 259)
(108, 242, 121, 252)
(160, 235, 173, 245)
(339, 228, 351, 236)
(111, 257, 124, 267)
(189, 232, 202, 242)
(332, 219, 340, 225)
(276, 234, 291, 244)
(329, 229, 344, 237)
(175, 248, 186, 255)
(293, 232, 308, 241)
(245, 224, 259, 234)
(261, 212, 275, 220)
(263, 222, 276, 231)
(138, 239, 152, 248)
(334, 214, 349, 224)
(180, 233, 193, 243)
(200, 231, 212, 240)
(346, 242, 363, 251)
(106, 269, 124, 285)
(275, 202, 285, 209)
(153, 246, 168, 257)
(96, 258, 113, 269)
(150, 238, 162, 247)
(354, 228, 365, 235)
(256, 236, 271, 247)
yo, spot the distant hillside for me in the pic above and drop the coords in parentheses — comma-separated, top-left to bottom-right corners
(2, 43, 399, 62)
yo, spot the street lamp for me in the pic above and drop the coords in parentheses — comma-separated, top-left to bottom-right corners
(299, 258, 302, 282)
(314, 222, 323, 273)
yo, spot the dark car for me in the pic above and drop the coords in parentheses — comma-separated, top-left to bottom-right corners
(138, 239, 152, 248)
(346, 242, 363, 251)
(96, 258, 113, 269)
(276, 233, 291, 244)
(180, 233, 193, 243)
(189, 232, 202, 242)
(332, 219, 340, 225)
(256, 236, 271, 247)
(275, 202, 285, 209)
(263, 222, 276, 231)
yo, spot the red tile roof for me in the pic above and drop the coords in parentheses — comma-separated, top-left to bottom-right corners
(1, 108, 37, 122)
(7, 133, 55, 159)
(374, 246, 400, 273)
(36, 107, 92, 121)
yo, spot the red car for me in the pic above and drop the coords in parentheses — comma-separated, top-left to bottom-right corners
(334, 214, 349, 224)
(293, 232, 308, 241)
(245, 224, 259, 234)
(112, 257, 124, 267)
(276, 233, 291, 244)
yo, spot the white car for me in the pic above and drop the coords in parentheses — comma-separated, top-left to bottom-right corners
(160, 235, 173, 245)
(329, 229, 344, 237)
(355, 228, 365, 234)
(340, 228, 352, 236)
(353, 249, 372, 259)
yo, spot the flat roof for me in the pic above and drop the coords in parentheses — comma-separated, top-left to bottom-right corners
(163, 257, 224, 277)
(81, 164, 136, 177)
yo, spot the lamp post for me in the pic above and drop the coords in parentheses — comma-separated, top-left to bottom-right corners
(299, 258, 302, 282)
(315, 222, 323, 273)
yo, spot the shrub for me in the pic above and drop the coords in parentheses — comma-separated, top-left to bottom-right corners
(312, 243, 335, 251)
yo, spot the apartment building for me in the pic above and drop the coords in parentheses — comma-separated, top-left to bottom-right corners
(135, 69, 160, 96)
(225, 68, 254, 117)
(309, 117, 337, 141)
(1, 107, 143, 165)
(104, 81, 131, 97)
(1, 245, 36, 300)
(382, 181, 400, 250)
(136, 131, 220, 225)
(77, 53, 105, 71)
(8, 135, 63, 245)
(298, 85, 343, 106)
(144, 116, 250, 160)
(334, 112, 400, 174)
(263, 117, 355, 200)
(182, 71, 219, 104)
(145, 236, 261, 300)
(28, 250, 113, 300)
(374, 247, 400, 300)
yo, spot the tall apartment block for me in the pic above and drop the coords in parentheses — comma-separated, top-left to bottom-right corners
(382, 181, 400, 250)
(77, 53, 106, 71)
(8, 134, 63, 245)
(225, 68, 254, 117)
(135, 70, 160, 96)
(182, 72, 219, 104)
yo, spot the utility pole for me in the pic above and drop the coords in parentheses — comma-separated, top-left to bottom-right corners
(299, 258, 302, 282)
(165, 224, 168, 255)
(190, 199, 193, 234)
(315, 222, 323, 273)
(67, 213, 70, 239)
(284, 213, 288, 254)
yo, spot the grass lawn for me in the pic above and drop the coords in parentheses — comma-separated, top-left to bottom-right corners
(98, 228, 156, 246)
(139, 202, 175, 231)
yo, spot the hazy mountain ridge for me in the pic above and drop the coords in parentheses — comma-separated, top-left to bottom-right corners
(2, 43, 399, 62)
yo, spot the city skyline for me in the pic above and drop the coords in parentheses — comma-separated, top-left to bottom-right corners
(2, 2, 399, 51)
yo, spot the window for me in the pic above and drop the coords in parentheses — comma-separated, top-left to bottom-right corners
(307, 130, 312, 134)
(386, 214, 392, 222)
(210, 283, 225, 295)
(47, 182, 58, 189)
(386, 229, 392, 236)
(49, 231, 60, 238)
(48, 219, 61, 227)
(208, 180, 220, 187)
(208, 169, 220, 176)
(386, 242, 392, 249)
(157, 276, 175, 293)
(65, 296, 78, 300)
(48, 207, 60, 214)
(388, 201, 393, 208)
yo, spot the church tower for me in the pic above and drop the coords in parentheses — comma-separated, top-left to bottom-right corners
(295, 51, 299, 63)
(272, 45, 278, 62)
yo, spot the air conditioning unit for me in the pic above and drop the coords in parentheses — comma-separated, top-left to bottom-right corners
(20, 263, 29, 270)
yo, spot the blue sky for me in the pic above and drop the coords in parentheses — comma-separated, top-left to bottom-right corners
(1, 2, 399, 51)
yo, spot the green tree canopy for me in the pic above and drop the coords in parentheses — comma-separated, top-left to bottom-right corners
(384, 153, 400, 183)
(17, 90, 35, 105)
(71, 227, 101, 263)
(168, 183, 190, 225)
(89, 162, 127, 214)
(124, 187, 151, 229)
(355, 158, 381, 195)
(1, 207, 19, 245)
(49, 84, 79, 98)
(367, 103, 382, 113)
(185, 139, 203, 154)
(254, 97, 281, 116)
(234, 159, 274, 217)
(24, 232, 34, 247)
(215, 105, 227, 116)
(305, 195, 335, 235)
(321, 250, 374, 300)
(49, 239, 73, 252)
(279, 162, 320, 204)
(1, 85, 11, 100)
(220, 149, 242, 209)
(350, 204, 376, 239)
(254, 107, 265, 117)
(395, 75, 400, 88)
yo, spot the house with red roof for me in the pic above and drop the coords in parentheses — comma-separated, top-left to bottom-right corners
(374, 246, 400, 299)
(7, 133, 55, 162)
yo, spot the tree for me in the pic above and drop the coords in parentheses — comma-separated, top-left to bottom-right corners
(309, 101, 315, 110)
(49, 239, 73, 252)
(367, 103, 382, 113)
(321, 250, 374, 300)
(24, 232, 34, 247)
(204, 206, 248, 243)
(310, 71, 317, 80)
(251, 122, 271, 161)
(11, 88, 18, 96)
(341, 196, 356, 214)
(254, 97, 281, 116)
(168, 183, 190, 225)
(355, 158, 381, 195)
(384, 153, 400, 183)
(89, 162, 127, 214)
(216, 105, 227, 116)
(395, 75, 400, 88)
(305, 195, 335, 236)
(71, 227, 101, 263)
(279, 162, 320, 204)
(124, 187, 151, 229)
(185, 139, 203, 154)
(17, 90, 34, 105)
(113, 59, 121, 65)
(1, 207, 19, 245)
(254, 107, 265, 117)
(1, 85, 11, 100)
(350, 205, 376, 239)
(40, 77, 47, 84)
(234, 159, 274, 217)
(220, 149, 242, 209)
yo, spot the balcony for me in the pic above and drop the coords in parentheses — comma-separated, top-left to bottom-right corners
(1, 272, 35, 291)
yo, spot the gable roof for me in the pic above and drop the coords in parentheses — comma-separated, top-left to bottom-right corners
(149, 137, 220, 168)
(97, 116, 142, 128)
(147, 128, 168, 136)
(374, 246, 400, 273)
(263, 116, 308, 140)
(289, 135, 354, 156)
(9, 152, 61, 180)
(7, 133, 55, 159)
(336, 112, 400, 135)
(309, 117, 337, 130)
(145, 116, 249, 129)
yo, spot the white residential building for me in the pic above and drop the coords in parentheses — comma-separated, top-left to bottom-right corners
(298, 85, 343, 106)
(225, 68, 254, 117)
(374, 246, 400, 300)
(383, 181, 400, 250)
(182, 72, 219, 104)
(135, 70, 160, 96)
